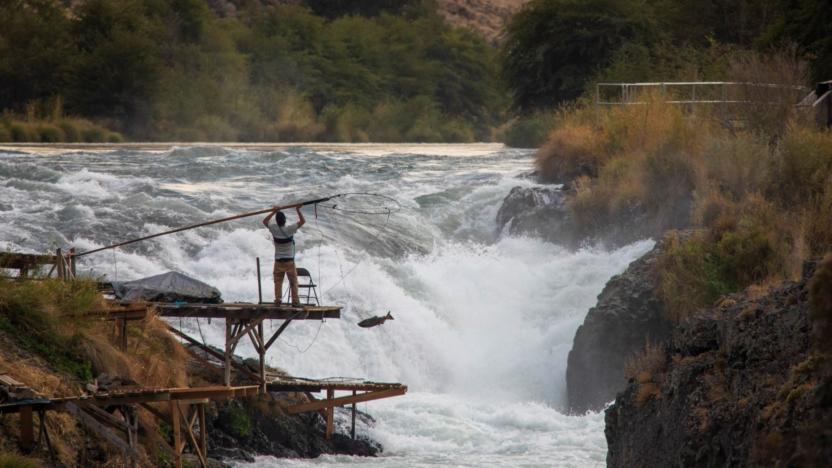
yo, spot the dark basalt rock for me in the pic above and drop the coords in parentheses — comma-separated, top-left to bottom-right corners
(207, 395, 381, 462)
(605, 261, 832, 467)
(496, 186, 581, 247)
(566, 241, 673, 413)
(495, 185, 656, 249)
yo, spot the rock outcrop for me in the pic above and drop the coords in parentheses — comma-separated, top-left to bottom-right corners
(566, 241, 672, 413)
(605, 259, 832, 467)
(208, 396, 379, 461)
(496, 184, 657, 249)
(496, 186, 580, 246)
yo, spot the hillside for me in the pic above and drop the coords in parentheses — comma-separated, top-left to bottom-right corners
(436, 0, 528, 44)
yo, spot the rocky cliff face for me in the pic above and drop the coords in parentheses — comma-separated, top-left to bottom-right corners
(496, 185, 656, 249)
(566, 241, 672, 413)
(605, 259, 832, 467)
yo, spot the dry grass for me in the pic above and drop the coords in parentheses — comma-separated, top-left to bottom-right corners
(0, 278, 189, 466)
(533, 50, 832, 322)
(624, 342, 667, 383)
(727, 46, 810, 137)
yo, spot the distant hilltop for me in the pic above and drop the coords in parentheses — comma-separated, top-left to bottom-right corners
(198, 0, 529, 44)
(436, 0, 530, 45)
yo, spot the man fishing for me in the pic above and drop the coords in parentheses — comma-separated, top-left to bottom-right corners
(262, 205, 305, 306)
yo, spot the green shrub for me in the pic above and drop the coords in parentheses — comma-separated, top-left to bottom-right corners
(220, 404, 253, 439)
(715, 226, 779, 286)
(501, 113, 555, 148)
(773, 128, 832, 206)
(105, 132, 124, 143)
(658, 231, 736, 320)
(81, 126, 106, 142)
(0, 451, 41, 468)
(58, 121, 81, 142)
(0, 125, 10, 142)
(36, 124, 65, 142)
(0, 278, 98, 380)
(9, 123, 36, 142)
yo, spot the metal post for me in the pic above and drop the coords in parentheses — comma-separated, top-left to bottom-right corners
(256, 257, 262, 304)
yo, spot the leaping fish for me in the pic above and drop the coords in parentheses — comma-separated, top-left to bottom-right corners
(357, 311, 394, 328)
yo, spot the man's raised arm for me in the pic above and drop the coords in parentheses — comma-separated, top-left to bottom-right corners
(262, 206, 278, 226)
(296, 206, 306, 228)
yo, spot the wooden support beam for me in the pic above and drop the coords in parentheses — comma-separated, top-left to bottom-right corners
(19, 405, 34, 451)
(179, 404, 208, 468)
(257, 322, 266, 394)
(325, 389, 334, 439)
(64, 402, 140, 460)
(120, 319, 128, 352)
(264, 311, 305, 350)
(224, 321, 232, 387)
(170, 401, 183, 468)
(351, 391, 356, 440)
(198, 405, 207, 463)
(288, 387, 407, 415)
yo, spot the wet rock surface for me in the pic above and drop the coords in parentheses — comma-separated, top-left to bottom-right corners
(496, 185, 579, 246)
(605, 261, 832, 467)
(207, 394, 381, 462)
(566, 241, 672, 413)
(496, 184, 656, 249)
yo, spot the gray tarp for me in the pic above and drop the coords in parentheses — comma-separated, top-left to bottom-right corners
(112, 271, 222, 303)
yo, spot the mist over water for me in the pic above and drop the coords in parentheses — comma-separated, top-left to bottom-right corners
(0, 144, 653, 467)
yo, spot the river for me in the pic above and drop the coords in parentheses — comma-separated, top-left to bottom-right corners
(0, 143, 652, 467)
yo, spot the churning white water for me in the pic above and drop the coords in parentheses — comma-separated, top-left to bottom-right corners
(0, 143, 652, 467)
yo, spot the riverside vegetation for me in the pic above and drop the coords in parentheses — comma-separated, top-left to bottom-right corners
(0, 276, 370, 466)
(514, 44, 832, 465)
(1, 0, 503, 143)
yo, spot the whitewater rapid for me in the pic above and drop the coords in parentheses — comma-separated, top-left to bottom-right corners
(0, 143, 653, 467)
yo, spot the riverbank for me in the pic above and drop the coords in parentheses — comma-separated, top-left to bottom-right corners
(0, 142, 506, 157)
(494, 80, 832, 464)
(0, 277, 378, 466)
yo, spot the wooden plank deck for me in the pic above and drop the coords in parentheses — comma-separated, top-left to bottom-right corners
(268, 378, 406, 393)
(153, 302, 341, 320)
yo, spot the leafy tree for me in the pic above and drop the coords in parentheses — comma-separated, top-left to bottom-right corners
(762, 0, 832, 82)
(66, 0, 164, 131)
(0, 0, 75, 112)
(502, 0, 656, 111)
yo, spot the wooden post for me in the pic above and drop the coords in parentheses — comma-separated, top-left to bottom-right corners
(224, 320, 232, 387)
(69, 248, 76, 278)
(258, 321, 266, 394)
(20, 405, 34, 451)
(325, 389, 334, 439)
(256, 257, 263, 304)
(198, 404, 207, 460)
(56, 248, 65, 280)
(351, 390, 356, 440)
(170, 401, 182, 468)
(120, 319, 128, 352)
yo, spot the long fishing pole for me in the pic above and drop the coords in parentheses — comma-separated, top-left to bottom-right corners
(73, 195, 339, 258)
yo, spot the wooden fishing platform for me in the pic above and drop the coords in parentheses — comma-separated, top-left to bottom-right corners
(0, 371, 258, 468)
(105, 301, 342, 392)
(270, 378, 407, 439)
